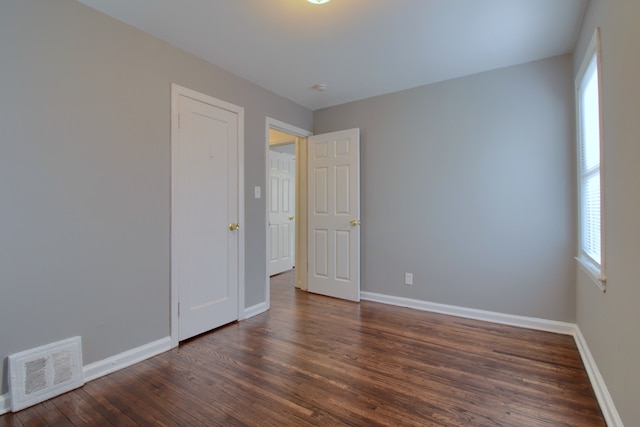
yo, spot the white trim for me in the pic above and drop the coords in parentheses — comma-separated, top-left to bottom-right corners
(171, 83, 180, 348)
(0, 393, 9, 415)
(575, 27, 606, 293)
(576, 256, 607, 292)
(576, 27, 602, 89)
(574, 327, 624, 427)
(265, 118, 312, 312)
(237, 103, 246, 332)
(267, 118, 312, 139)
(171, 83, 245, 348)
(83, 337, 172, 383)
(360, 292, 576, 335)
(242, 302, 269, 320)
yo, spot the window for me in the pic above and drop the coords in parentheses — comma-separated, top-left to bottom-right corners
(576, 28, 605, 290)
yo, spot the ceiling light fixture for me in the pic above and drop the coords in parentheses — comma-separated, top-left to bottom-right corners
(308, 0, 330, 4)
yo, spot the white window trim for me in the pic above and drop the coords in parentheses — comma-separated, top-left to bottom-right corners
(575, 27, 606, 292)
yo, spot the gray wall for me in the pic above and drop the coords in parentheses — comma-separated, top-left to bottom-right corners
(314, 55, 576, 322)
(573, 0, 640, 425)
(6, 2, 635, 422)
(0, 0, 312, 395)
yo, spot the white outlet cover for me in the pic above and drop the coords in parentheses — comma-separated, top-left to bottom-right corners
(404, 272, 413, 285)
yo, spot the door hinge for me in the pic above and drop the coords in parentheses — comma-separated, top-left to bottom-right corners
(178, 302, 180, 317)
(178, 113, 181, 129)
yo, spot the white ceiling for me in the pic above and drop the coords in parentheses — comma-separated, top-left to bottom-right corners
(77, 0, 589, 111)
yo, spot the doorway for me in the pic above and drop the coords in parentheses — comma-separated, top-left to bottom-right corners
(268, 130, 296, 276)
(265, 119, 361, 307)
(265, 118, 312, 306)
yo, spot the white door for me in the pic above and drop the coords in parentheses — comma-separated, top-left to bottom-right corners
(308, 129, 360, 301)
(173, 90, 241, 341)
(269, 150, 295, 276)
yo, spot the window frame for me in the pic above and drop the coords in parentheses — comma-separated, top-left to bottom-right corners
(575, 27, 606, 291)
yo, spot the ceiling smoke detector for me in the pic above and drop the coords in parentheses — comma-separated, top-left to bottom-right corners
(312, 83, 328, 92)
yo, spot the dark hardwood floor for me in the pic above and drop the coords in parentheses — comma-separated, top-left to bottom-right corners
(1, 270, 605, 426)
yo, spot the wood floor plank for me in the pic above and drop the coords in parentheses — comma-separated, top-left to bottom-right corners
(81, 379, 145, 427)
(51, 388, 117, 426)
(0, 270, 605, 426)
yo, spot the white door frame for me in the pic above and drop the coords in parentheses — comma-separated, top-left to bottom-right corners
(265, 118, 312, 309)
(171, 83, 245, 348)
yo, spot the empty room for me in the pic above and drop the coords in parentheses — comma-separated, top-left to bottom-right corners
(1, 0, 638, 426)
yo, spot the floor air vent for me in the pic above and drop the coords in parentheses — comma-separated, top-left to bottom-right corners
(8, 336, 84, 412)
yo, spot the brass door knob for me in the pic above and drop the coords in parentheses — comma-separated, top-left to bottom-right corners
(350, 219, 361, 227)
(229, 223, 240, 231)
(289, 216, 295, 220)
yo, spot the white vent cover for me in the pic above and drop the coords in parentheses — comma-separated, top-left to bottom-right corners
(8, 336, 84, 412)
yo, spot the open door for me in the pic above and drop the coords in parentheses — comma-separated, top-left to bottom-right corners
(307, 129, 360, 302)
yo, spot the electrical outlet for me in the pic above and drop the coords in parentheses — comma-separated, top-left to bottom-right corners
(404, 272, 413, 286)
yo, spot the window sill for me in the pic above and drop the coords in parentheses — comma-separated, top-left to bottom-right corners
(575, 256, 606, 292)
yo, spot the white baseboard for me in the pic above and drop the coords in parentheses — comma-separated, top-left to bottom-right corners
(361, 292, 576, 335)
(83, 336, 172, 383)
(573, 327, 624, 427)
(0, 393, 9, 415)
(242, 301, 269, 320)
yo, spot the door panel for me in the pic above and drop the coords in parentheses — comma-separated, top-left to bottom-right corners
(336, 165, 350, 214)
(314, 229, 328, 277)
(335, 231, 351, 281)
(308, 129, 360, 301)
(175, 94, 239, 341)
